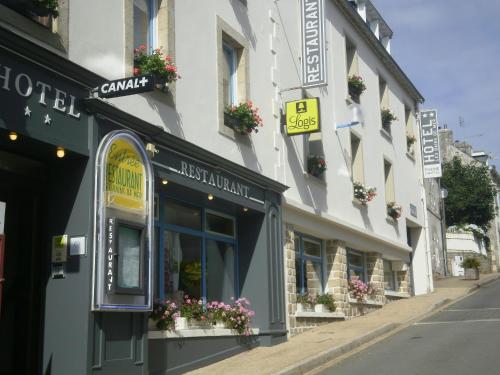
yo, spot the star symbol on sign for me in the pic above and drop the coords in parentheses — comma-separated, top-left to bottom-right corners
(24, 106, 31, 117)
(44, 114, 52, 125)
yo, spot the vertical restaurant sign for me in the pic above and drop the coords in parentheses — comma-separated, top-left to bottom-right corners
(105, 138, 146, 213)
(301, 0, 326, 88)
(285, 98, 320, 135)
(420, 110, 442, 178)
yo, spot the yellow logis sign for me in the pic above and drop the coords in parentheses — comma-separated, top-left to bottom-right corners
(285, 98, 320, 135)
(105, 138, 146, 213)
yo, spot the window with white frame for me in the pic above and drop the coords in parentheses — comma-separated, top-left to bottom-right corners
(295, 234, 323, 296)
(222, 43, 238, 108)
(347, 249, 365, 282)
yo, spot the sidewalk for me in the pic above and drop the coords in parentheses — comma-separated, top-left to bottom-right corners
(187, 273, 500, 375)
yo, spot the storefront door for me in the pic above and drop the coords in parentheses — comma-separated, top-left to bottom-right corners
(0, 162, 44, 375)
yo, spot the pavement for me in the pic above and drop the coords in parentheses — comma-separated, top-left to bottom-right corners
(186, 273, 500, 375)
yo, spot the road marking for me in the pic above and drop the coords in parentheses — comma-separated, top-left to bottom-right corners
(444, 308, 500, 312)
(415, 319, 500, 325)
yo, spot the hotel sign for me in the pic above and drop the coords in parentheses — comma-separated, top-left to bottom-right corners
(301, 0, 326, 88)
(96, 74, 154, 98)
(420, 110, 442, 178)
(285, 98, 320, 135)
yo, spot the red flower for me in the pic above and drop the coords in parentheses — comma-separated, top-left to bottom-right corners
(133, 67, 141, 76)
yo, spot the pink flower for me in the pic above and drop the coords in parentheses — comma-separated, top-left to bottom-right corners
(133, 67, 141, 76)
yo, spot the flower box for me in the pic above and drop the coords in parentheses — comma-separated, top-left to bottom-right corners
(381, 108, 397, 129)
(348, 75, 366, 102)
(296, 303, 313, 313)
(314, 304, 328, 313)
(134, 46, 180, 87)
(387, 202, 402, 220)
(353, 181, 377, 205)
(307, 154, 327, 178)
(224, 101, 263, 135)
(175, 316, 188, 330)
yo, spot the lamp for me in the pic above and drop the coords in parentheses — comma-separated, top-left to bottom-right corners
(56, 147, 65, 158)
(8, 132, 18, 141)
(208, 194, 214, 201)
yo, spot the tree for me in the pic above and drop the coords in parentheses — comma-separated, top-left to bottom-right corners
(491, 165, 500, 186)
(441, 157, 496, 229)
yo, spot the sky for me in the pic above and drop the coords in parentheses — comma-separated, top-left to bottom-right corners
(373, 0, 500, 169)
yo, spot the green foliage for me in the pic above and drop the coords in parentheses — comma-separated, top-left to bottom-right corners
(134, 46, 179, 83)
(347, 75, 366, 97)
(34, 0, 58, 17)
(491, 165, 500, 186)
(315, 293, 336, 312)
(381, 108, 397, 126)
(224, 101, 263, 135)
(461, 257, 481, 269)
(307, 154, 327, 177)
(442, 157, 496, 229)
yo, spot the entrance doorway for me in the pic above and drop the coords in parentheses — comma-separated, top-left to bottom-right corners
(0, 152, 46, 375)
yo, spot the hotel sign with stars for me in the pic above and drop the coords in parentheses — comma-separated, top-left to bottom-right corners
(420, 109, 442, 178)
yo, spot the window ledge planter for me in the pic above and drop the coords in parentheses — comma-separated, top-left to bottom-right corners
(148, 328, 260, 340)
(348, 297, 384, 306)
(406, 151, 415, 161)
(296, 303, 313, 313)
(307, 154, 327, 179)
(224, 101, 263, 135)
(296, 311, 346, 319)
(387, 202, 403, 221)
(353, 181, 377, 205)
(384, 290, 410, 298)
(379, 128, 392, 141)
(347, 75, 366, 103)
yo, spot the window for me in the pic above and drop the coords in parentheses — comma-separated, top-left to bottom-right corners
(384, 159, 395, 204)
(295, 234, 323, 295)
(405, 106, 415, 154)
(379, 77, 391, 134)
(345, 37, 358, 77)
(155, 198, 237, 304)
(222, 43, 237, 108)
(350, 132, 364, 184)
(217, 17, 249, 137)
(383, 260, 396, 291)
(347, 249, 365, 282)
(0, 0, 69, 52)
(133, 0, 157, 51)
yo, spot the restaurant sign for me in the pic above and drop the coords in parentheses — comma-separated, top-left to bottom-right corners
(92, 130, 153, 311)
(301, 0, 326, 88)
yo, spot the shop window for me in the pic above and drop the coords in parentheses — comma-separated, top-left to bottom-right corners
(383, 259, 396, 291)
(347, 249, 365, 282)
(217, 16, 249, 137)
(384, 159, 395, 204)
(156, 197, 237, 304)
(295, 234, 323, 295)
(350, 132, 364, 184)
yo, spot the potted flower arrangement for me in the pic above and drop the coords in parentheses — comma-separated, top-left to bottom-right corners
(206, 300, 232, 328)
(462, 257, 481, 280)
(307, 154, 327, 178)
(381, 108, 397, 130)
(387, 201, 403, 220)
(4, 0, 59, 18)
(224, 100, 263, 135)
(353, 181, 377, 204)
(179, 296, 209, 329)
(224, 298, 255, 335)
(347, 75, 366, 102)
(406, 133, 417, 151)
(133, 46, 180, 88)
(149, 300, 180, 331)
(315, 293, 336, 313)
(348, 279, 377, 302)
(296, 292, 316, 312)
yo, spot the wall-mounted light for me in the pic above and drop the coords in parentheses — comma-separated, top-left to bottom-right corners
(161, 179, 168, 185)
(56, 147, 65, 158)
(8, 132, 18, 141)
(208, 194, 214, 201)
(243, 207, 249, 212)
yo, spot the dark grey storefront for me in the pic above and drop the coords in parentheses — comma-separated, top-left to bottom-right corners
(0, 26, 287, 375)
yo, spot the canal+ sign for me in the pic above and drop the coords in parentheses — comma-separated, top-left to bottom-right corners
(95, 74, 154, 98)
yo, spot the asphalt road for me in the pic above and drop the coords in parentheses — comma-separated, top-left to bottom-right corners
(317, 279, 500, 375)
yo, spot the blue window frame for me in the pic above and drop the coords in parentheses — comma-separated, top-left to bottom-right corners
(154, 194, 239, 304)
(133, 0, 157, 51)
(222, 42, 237, 107)
(347, 248, 365, 282)
(295, 233, 323, 295)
